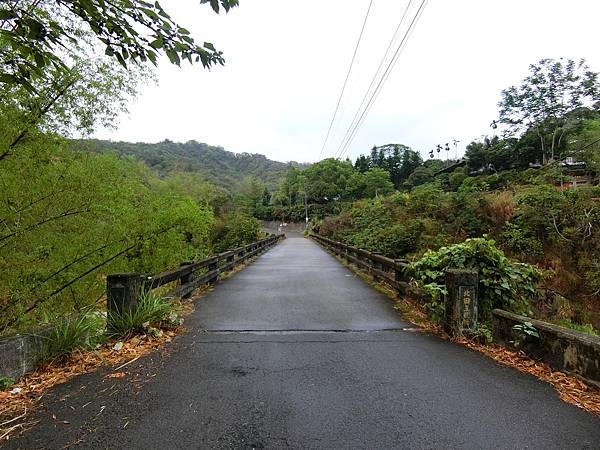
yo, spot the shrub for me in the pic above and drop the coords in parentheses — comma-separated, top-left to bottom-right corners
(449, 170, 467, 191)
(458, 176, 490, 193)
(485, 191, 517, 225)
(107, 290, 178, 338)
(38, 313, 105, 363)
(371, 221, 424, 258)
(470, 324, 493, 344)
(553, 319, 599, 336)
(319, 211, 354, 241)
(410, 238, 544, 320)
(211, 211, 260, 253)
(501, 222, 544, 259)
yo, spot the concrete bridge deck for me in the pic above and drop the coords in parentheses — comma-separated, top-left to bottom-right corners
(7, 236, 600, 449)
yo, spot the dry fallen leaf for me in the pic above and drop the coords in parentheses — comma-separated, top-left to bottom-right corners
(105, 372, 126, 379)
(0, 318, 187, 442)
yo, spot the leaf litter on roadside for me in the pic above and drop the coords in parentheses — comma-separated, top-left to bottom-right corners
(0, 326, 181, 442)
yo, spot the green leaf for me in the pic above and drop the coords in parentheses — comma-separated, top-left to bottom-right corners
(149, 37, 164, 49)
(165, 49, 180, 65)
(34, 52, 46, 68)
(115, 52, 127, 68)
(0, 9, 16, 20)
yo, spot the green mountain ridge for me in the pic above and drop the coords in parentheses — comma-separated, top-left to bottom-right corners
(76, 139, 309, 190)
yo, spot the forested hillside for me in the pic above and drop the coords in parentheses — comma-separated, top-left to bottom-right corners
(267, 58, 600, 336)
(78, 139, 307, 191)
(0, 0, 263, 338)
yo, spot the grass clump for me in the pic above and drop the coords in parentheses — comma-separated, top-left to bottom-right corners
(0, 375, 14, 390)
(38, 313, 105, 363)
(107, 290, 179, 339)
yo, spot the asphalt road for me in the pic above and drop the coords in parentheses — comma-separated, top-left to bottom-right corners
(6, 236, 600, 449)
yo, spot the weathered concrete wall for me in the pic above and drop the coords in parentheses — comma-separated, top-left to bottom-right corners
(493, 309, 600, 386)
(0, 333, 43, 380)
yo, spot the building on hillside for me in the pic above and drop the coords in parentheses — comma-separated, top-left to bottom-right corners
(556, 157, 594, 189)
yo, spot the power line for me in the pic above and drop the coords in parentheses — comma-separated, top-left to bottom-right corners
(317, 0, 374, 160)
(336, 0, 428, 160)
(337, 0, 428, 160)
(543, 136, 600, 169)
(332, 0, 414, 159)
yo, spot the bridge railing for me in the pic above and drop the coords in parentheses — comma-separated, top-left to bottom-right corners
(310, 233, 416, 294)
(107, 234, 285, 317)
(311, 233, 600, 385)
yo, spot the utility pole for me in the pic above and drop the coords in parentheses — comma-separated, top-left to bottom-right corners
(453, 139, 460, 160)
(303, 183, 308, 230)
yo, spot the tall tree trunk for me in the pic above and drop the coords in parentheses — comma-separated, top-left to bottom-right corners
(536, 127, 546, 165)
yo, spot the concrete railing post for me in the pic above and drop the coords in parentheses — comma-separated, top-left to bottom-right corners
(179, 262, 196, 299)
(107, 273, 143, 321)
(444, 269, 478, 337)
(394, 260, 406, 283)
(208, 258, 219, 284)
(372, 252, 382, 280)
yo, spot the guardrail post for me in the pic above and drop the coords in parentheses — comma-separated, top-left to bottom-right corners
(179, 262, 196, 299)
(444, 269, 478, 337)
(394, 260, 406, 283)
(372, 252, 382, 280)
(208, 258, 219, 284)
(107, 273, 143, 323)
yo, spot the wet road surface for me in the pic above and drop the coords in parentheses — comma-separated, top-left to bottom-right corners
(7, 236, 600, 449)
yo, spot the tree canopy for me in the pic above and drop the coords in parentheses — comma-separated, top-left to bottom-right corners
(498, 58, 600, 164)
(0, 0, 238, 93)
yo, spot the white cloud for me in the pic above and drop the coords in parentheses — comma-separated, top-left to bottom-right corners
(93, 0, 600, 164)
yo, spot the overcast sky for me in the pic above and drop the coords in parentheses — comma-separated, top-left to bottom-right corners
(93, 0, 600, 164)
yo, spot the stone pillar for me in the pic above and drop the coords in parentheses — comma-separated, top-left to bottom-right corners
(107, 273, 143, 321)
(444, 269, 478, 337)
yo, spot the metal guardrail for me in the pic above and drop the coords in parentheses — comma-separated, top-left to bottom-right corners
(107, 234, 285, 315)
